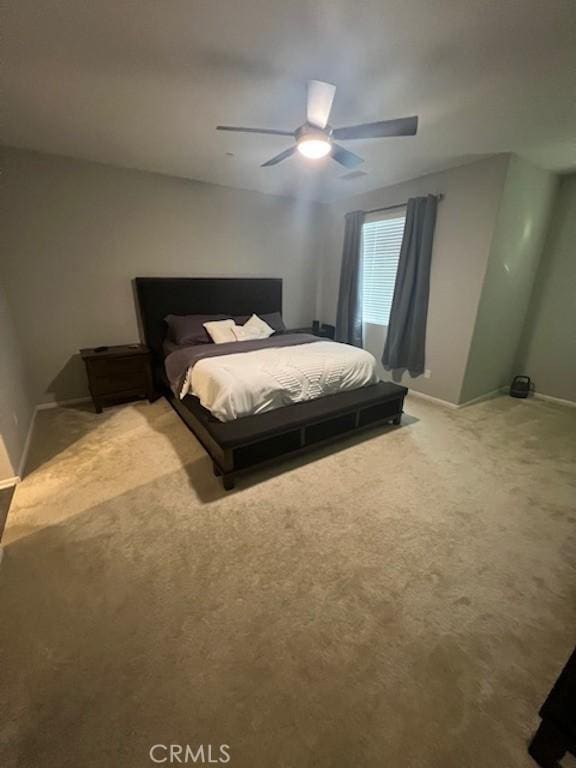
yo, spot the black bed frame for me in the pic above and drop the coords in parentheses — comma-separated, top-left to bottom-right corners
(135, 277, 407, 490)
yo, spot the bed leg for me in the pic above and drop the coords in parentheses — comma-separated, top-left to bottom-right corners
(392, 414, 402, 425)
(222, 475, 235, 491)
(528, 719, 567, 768)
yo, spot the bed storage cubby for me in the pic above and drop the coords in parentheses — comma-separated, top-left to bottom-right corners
(233, 430, 302, 470)
(304, 412, 357, 445)
(358, 399, 401, 427)
(168, 379, 407, 489)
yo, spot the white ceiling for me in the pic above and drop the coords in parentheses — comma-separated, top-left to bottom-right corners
(3, 0, 576, 202)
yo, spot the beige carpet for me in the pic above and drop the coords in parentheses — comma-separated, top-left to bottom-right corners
(1, 394, 575, 768)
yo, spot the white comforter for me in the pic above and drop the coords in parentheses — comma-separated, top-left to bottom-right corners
(181, 340, 378, 422)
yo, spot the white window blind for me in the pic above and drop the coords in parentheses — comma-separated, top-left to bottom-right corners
(361, 210, 406, 326)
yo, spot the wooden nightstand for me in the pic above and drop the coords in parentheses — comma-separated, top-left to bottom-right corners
(80, 344, 156, 413)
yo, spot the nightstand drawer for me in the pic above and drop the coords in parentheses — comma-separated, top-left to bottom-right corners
(91, 371, 146, 395)
(86, 354, 147, 376)
(86, 356, 148, 394)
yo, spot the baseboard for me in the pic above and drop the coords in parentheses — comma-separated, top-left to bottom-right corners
(0, 476, 20, 490)
(36, 396, 92, 411)
(406, 389, 459, 409)
(0, 404, 38, 488)
(408, 387, 506, 410)
(533, 392, 576, 409)
(457, 388, 505, 408)
(423, 387, 576, 411)
(17, 407, 38, 478)
(11, 397, 91, 482)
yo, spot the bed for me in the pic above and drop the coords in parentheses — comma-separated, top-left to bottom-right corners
(135, 277, 407, 490)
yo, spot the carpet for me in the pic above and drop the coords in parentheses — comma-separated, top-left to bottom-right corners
(0, 394, 575, 767)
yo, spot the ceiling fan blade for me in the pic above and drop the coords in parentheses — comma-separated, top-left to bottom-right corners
(306, 80, 336, 129)
(217, 125, 294, 136)
(333, 116, 418, 140)
(331, 144, 364, 169)
(260, 146, 297, 167)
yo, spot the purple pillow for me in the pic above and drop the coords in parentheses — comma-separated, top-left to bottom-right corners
(164, 314, 228, 345)
(261, 312, 286, 334)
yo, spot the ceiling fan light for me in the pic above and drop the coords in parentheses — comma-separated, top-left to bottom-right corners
(297, 138, 331, 159)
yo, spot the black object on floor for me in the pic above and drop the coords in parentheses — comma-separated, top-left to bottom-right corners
(529, 646, 576, 767)
(510, 375, 532, 398)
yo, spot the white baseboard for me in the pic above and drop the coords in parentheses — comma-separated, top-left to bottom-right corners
(0, 476, 20, 490)
(36, 396, 91, 411)
(6, 397, 91, 485)
(17, 407, 38, 478)
(0, 405, 38, 488)
(18, 397, 91, 480)
(410, 386, 575, 412)
(406, 389, 459, 409)
(533, 391, 576, 409)
(408, 387, 506, 410)
(457, 388, 505, 408)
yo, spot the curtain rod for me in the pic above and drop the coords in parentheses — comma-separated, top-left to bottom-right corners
(365, 193, 444, 216)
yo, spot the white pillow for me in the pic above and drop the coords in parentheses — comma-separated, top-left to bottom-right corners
(203, 319, 237, 344)
(240, 314, 275, 340)
(231, 324, 260, 342)
(232, 325, 256, 342)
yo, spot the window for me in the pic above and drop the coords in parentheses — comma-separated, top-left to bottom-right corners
(361, 210, 406, 326)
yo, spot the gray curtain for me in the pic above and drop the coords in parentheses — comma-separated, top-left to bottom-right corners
(382, 195, 438, 376)
(335, 210, 365, 347)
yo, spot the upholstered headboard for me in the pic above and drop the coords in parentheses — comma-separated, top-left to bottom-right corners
(134, 276, 283, 366)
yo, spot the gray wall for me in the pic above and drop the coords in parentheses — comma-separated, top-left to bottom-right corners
(318, 156, 510, 404)
(460, 157, 557, 403)
(0, 280, 34, 481)
(516, 174, 576, 403)
(3, 145, 569, 419)
(1, 148, 325, 404)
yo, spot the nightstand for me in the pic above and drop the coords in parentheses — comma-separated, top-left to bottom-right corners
(80, 344, 156, 413)
(287, 324, 335, 339)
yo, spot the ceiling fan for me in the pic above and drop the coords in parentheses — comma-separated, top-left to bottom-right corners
(217, 80, 418, 169)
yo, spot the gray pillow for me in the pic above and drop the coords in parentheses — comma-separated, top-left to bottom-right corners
(164, 314, 228, 345)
